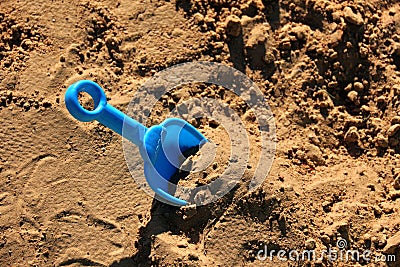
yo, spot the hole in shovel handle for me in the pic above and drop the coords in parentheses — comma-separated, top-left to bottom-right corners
(65, 80, 108, 122)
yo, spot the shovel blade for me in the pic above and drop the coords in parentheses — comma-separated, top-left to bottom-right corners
(142, 118, 207, 206)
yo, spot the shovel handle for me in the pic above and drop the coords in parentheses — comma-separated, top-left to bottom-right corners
(65, 80, 147, 147)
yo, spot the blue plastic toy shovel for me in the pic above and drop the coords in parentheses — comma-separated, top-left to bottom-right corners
(64, 80, 207, 206)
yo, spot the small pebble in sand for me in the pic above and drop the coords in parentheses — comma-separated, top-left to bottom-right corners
(177, 240, 188, 248)
(353, 82, 364, 92)
(343, 6, 364, 26)
(347, 91, 359, 104)
(193, 13, 204, 24)
(303, 144, 325, 165)
(23, 102, 30, 110)
(344, 126, 360, 143)
(321, 234, 330, 245)
(225, 15, 241, 37)
(387, 124, 400, 137)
